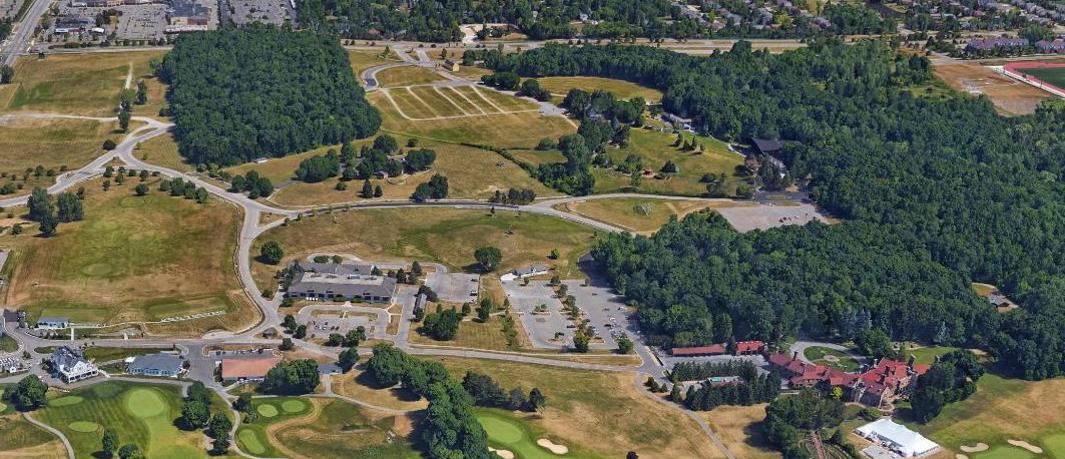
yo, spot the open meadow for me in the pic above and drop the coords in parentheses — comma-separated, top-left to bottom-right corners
(555, 197, 752, 234)
(252, 207, 599, 289)
(35, 381, 224, 459)
(375, 66, 447, 87)
(0, 51, 167, 116)
(536, 76, 663, 103)
(700, 404, 780, 459)
(3, 178, 257, 334)
(424, 356, 725, 459)
(0, 117, 119, 196)
(236, 396, 418, 459)
(592, 129, 745, 196)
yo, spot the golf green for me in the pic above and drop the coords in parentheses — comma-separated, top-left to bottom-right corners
(973, 445, 1036, 459)
(49, 396, 83, 407)
(481, 415, 525, 443)
(477, 412, 569, 459)
(68, 421, 100, 433)
(125, 388, 167, 418)
(281, 399, 307, 413)
(257, 404, 279, 417)
(238, 428, 267, 455)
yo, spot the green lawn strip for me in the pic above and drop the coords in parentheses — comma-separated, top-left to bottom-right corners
(36, 381, 207, 459)
(1020, 67, 1065, 90)
(594, 128, 744, 196)
(903, 346, 958, 365)
(802, 346, 861, 372)
(972, 445, 1037, 459)
(0, 334, 17, 352)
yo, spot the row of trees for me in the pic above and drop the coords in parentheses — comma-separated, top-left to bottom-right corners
(158, 25, 380, 166)
(178, 382, 232, 455)
(411, 174, 449, 202)
(461, 370, 546, 412)
(229, 170, 275, 199)
(488, 188, 537, 205)
(489, 40, 1065, 380)
(910, 350, 985, 422)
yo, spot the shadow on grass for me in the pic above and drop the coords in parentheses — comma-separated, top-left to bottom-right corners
(353, 370, 423, 403)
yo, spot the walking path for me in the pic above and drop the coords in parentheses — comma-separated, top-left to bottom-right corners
(22, 412, 75, 459)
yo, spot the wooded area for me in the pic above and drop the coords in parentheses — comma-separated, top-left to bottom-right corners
(158, 26, 380, 166)
(490, 40, 1065, 380)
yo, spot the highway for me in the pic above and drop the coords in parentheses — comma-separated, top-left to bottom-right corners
(0, 0, 52, 66)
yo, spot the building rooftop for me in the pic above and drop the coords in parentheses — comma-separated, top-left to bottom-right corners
(128, 353, 183, 373)
(855, 418, 939, 457)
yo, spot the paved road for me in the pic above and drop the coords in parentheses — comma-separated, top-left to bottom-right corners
(22, 411, 75, 459)
(0, 0, 51, 66)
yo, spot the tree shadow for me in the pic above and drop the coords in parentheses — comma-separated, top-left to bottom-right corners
(352, 370, 422, 402)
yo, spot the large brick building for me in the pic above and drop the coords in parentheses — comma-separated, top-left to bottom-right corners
(769, 352, 930, 408)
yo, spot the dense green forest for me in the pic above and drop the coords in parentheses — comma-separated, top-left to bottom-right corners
(488, 40, 1065, 380)
(157, 25, 380, 166)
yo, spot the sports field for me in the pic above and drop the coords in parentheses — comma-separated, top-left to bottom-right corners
(1015, 64, 1065, 92)
(593, 129, 745, 196)
(0, 118, 119, 196)
(236, 397, 417, 459)
(914, 374, 1065, 458)
(555, 198, 752, 234)
(426, 357, 725, 458)
(36, 381, 213, 459)
(4, 178, 256, 333)
(0, 51, 167, 116)
(252, 207, 598, 288)
(368, 87, 575, 149)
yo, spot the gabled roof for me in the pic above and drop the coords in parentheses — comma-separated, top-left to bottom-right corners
(752, 138, 784, 154)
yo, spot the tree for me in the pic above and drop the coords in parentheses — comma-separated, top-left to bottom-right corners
(135, 79, 148, 105)
(134, 183, 149, 196)
(38, 212, 58, 237)
(118, 444, 142, 459)
(373, 134, 398, 154)
(0, 65, 13, 84)
(27, 187, 53, 221)
(211, 435, 230, 456)
(180, 399, 210, 429)
(476, 300, 491, 322)
(366, 343, 411, 387)
(293, 324, 307, 339)
(422, 308, 460, 340)
(102, 428, 120, 458)
(528, 388, 546, 412)
(411, 174, 448, 201)
(118, 109, 131, 133)
(261, 359, 320, 395)
(233, 393, 252, 412)
(474, 246, 502, 272)
(627, 452, 639, 459)
(103, 139, 117, 150)
(344, 328, 364, 346)
(279, 337, 294, 351)
(260, 241, 284, 264)
(549, 248, 560, 259)
(338, 346, 360, 372)
(326, 333, 344, 346)
(373, 185, 383, 197)
(207, 412, 232, 439)
(617, 335, 634, 354)
(573, 331, 590, 353)
(6, 374, 47, 410)
(361, 179, 373, 198)
(56, 191, 83, 222)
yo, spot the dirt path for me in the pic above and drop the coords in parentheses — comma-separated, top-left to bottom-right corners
(124, 62, 133, 89)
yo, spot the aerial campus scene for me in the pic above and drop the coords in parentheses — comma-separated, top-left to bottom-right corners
(3, 1, 1065, 459)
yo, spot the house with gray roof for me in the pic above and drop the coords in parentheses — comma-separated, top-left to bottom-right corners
(37, 316, 69, 330)
(286, 261, 397, 303)
(50, 347, 98, 383)
(128, 353, 185, 377)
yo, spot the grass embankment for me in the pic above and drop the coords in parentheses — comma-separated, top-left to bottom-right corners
(914, 374, 1065, 458)
(556, 198, 751, 234)
(0, 118, 119, 195)
(36, 381, 223, 459)
(252, 208, 598, 289)
(0, 51, 167, 116)
(424, 357, 724, 458)
(348, 50, 397, 75)
(135, 133, 193, 173)
(4, 178, 257, 334)
(592, 129, 745, 196)
(236, 396, 417, 459)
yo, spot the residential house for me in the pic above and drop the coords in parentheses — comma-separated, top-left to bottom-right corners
(127, 353, 185, 377)
(50, 347, 99, 383)
(285, 261, 397, 304)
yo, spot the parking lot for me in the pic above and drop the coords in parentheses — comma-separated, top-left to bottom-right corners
(0, 0, 20, 19)
(221, 0, 293, 25)
(716, 202, 829, 233)
(52, 3, 169, 41)
(425, 271, 479, 303)
(502, 278, 633, 350)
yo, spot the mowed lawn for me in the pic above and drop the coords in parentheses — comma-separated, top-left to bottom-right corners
(368, 90, 576, 150)
(252, 208, 598, 289)
(35, 381, 217, 459)
(1020, 66, 1065, 90)
(375, 66, 446, 87)
(536, 76, 663, 103)
(0, 51, 167, 116)
(268, 142, 556, 207)
(348, 50, 398, 75)
(425, 357, 725, 459)
(136, 133, 194, 172)
(593, 129, 745, 196)
(0, 118, 119, 196)
(556, 198, 752, 234)
(4, 178, 255, 332)
(914, 374, 1065, 458)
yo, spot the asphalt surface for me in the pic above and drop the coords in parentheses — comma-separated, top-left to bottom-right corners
(0, 0, 51, 66)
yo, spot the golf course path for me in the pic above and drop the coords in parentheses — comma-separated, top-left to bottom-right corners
(21, 412, 74, 459)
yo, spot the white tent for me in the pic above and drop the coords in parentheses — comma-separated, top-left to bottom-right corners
(856, 419, 940, 457)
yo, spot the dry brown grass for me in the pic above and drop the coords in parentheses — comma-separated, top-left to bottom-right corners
(427, 357, 725, 459)
(558, 198, 753, 234)
(537, 76, 664, 102)
(409, 315, 513, 350)
(0, 413, 65, 459)
(933, 62, 1049, 115)
(375, 66, 446, 87)
(700, 404, 780, 459)
(332, 369, 430, 411)
(135, 133, 193, 172)
(0, 118, 118, 195)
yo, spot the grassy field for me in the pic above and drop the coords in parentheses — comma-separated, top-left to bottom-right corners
(368, 90, 576, 149)
(0, 51, 167, 116)
(36, 381, 218, 459)
(902, 345, 958, 366)
(3, 178, 257, 333)
(269, 142, 555, 207)
(0, 118, 119, 195)
(252, 208, 599, 289)
(913, 374, 1065, 458)
(700, 404, 779, 459)
(1020, 66, 1065, 90)
(348, 50, 397, 75)
(802, 346, 861, 372)
(536, 76, 663, 103)
(135, 133, 194, 172)
(0, 334, 16, 352)
(332, 369, 431, 411)
(409, 315, 514, 350)
(424, 357, 725, 458)
(375, 66, 446, 87)
(556, 198, 751, 234)
(0, 397, 66, 459)
(592, 129, 745, 196)
(236, 396, 417, 459)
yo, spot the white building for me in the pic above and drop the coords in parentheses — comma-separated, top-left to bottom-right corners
(36, 316, 70, 330)
(855, 419, 940, 457)
(501, 264, 550, 282)
(50, 347, 99, 383)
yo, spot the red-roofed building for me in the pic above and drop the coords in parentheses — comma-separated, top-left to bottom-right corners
(769, 352, 929, 408)
(221, 356, 281, 382)
(671, 340, 765, 357)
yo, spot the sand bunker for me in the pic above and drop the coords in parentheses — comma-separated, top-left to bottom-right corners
(955, 454, 969, 459)
(537, 439, 569, 454)
(960, 443, 989, 453)
(1008, 440, 1044, 454)
(488, 447, 515, 459)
